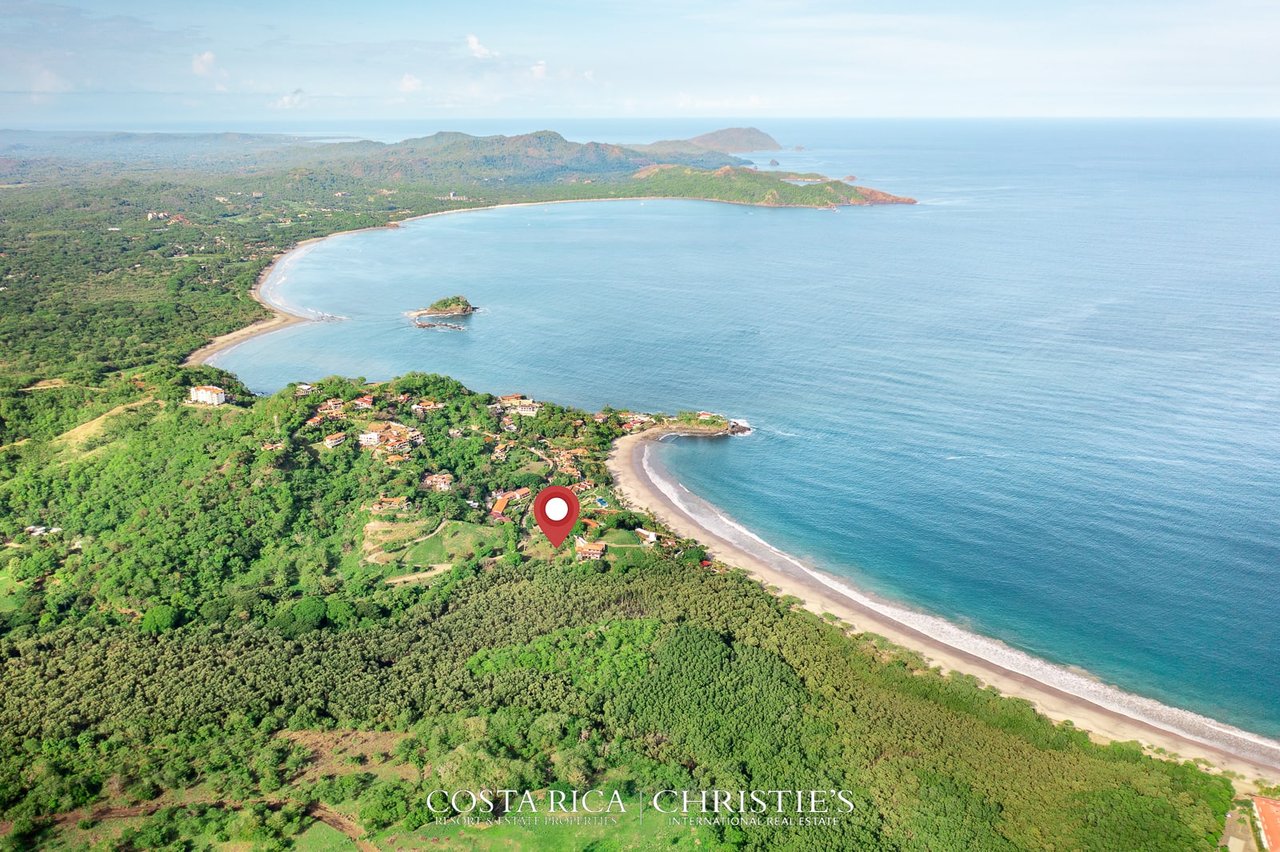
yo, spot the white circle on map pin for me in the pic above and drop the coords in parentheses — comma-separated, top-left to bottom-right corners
(545, 496, 569, 522)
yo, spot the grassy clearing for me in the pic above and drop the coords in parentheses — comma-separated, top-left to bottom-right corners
(51, 397, 158, 453)
(279, 731, 415, 785)
(0, 566, 20, 613)
(399, 521, 504, 568)
(47, 814, 151, 850)
(294, 820, 359, 851)
(599, 528, 645, 548)
(385, 565, 453, 586)
(361, 518, 435, 564)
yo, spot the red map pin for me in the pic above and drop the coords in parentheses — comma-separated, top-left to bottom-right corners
(532, 486, 580, 547)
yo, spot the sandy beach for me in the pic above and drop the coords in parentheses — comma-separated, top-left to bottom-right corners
(182, 238, 320, 366)
(183, 197, 1280, 786)
(608, 427, 1280, 785)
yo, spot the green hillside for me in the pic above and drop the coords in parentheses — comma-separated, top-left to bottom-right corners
(0, 371, 1233, 850)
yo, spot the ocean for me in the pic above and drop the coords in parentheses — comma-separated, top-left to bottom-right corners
(210, 119, 1280, 739)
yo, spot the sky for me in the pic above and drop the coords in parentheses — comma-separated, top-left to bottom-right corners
(1, 0, 1278, 128)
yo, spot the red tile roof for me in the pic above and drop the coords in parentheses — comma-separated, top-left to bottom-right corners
(1256, 797, 1280, 852)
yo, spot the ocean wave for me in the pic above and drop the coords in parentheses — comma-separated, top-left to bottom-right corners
(258, 243, 347, 322)
(639, 443, 1280, 769)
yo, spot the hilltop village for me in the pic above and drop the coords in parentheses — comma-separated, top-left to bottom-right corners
(183, 376, 727, 570)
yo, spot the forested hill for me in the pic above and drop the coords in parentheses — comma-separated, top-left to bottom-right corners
(688, 127, 783, 152)
(626, 127, 783, 159)
(0, 128, 746, 183)
(0, 369, 1236, 849)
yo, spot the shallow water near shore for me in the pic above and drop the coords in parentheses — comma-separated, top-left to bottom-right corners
(213, 120, 1280, 739)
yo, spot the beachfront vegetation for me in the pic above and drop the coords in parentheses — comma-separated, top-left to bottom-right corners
(0, 130, 1232, 849)
(425, 295, 475, 315)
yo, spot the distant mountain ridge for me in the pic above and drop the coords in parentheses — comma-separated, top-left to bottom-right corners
(688, 127, 783, 152)
(627, 127, 783, 160)
(0, 126, 915, 208)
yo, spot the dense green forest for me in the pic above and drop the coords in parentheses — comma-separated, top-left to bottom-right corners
(0, 131, 1240, 850)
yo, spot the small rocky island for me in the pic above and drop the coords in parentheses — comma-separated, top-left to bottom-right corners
(407, 296, 476, 330)
(409, 295, 476, 318)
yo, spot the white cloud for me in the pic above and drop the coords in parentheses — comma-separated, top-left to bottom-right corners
(191, 50, 217, 77)
(530, 60, 547, 80)
(398, 72, 423, 93)
(271, 88, 307, 110)
(466, 34, 495, 59)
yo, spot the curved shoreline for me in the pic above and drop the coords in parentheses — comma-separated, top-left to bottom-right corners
(608, 428, 1280, 784)
(183, 194, 909, 367)
(184, 195, 1280, 785)
(181, 239, 318, 366)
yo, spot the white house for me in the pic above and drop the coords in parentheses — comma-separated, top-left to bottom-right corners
(189, 385, 227, 405)
(422, 472, 455, 492)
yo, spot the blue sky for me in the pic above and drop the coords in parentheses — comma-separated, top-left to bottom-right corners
(2, 0, 1277, 127)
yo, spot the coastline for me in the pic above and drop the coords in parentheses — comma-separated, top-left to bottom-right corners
(181, 192, 1280, 786)
(181, 238, 319, 366)
(182, 193, 910, 367)
(608, 428, 1280, 785)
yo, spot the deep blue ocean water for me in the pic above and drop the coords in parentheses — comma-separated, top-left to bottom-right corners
(213, 120, 1280, 737)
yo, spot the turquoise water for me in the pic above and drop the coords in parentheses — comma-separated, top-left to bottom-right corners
(214, 121, 1280, 739)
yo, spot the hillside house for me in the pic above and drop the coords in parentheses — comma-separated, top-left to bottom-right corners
(359, 422, 391, 444)
(372, 495, 408, 513)
(422, 472, 455, 492)
(634, 528, 659, 545)
(575, 537, 607, 561)
(189, 385, 227, 405)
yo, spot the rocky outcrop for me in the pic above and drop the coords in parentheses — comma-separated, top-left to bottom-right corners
(852, 186, 917, 205)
